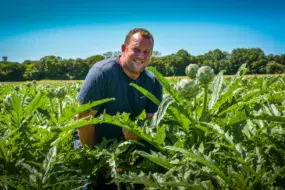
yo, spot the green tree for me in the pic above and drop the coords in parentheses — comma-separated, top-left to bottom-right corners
(152, 51, 161, 57)
(266, 61, 285, 74)
(200, 49, 229, 73)
(86, 55, 104, 68)
(2, 56, 8, 62)
(0, 62, 25, 81)
(229, 48, 267, 74)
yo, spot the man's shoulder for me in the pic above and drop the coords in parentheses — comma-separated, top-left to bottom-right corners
(91, 58, 119, 72)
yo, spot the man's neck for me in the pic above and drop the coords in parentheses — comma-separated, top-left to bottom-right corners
(118, 56, 140, 80)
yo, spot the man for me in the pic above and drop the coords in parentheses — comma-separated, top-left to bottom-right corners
(76, 28, 162, 146)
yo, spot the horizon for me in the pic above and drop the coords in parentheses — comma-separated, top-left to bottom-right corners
(1, 0, 285, 63)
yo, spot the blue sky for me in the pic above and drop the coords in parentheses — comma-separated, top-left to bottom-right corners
(1, 0, 285, 63)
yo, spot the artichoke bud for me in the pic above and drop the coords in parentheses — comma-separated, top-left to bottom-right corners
(242, 78, 248, 84)
(27, 83, 32, 88)
(14, 86, 20, 91)
(185, 64, 199, 78)
(25, 97, 33, 104)
(4, 94, 12, 106)
(47, 88, 56, 99)
(175, 79, 199, 99)
(56, 87, 66, 99)
(197, 66, 215, 85)
(72, 83, 81, 92)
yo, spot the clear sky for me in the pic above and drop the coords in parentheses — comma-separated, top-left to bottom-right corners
(1, 0, 285, 63)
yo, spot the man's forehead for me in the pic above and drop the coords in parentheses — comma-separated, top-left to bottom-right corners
(130, 33, 153, 44)
(132, 33, 140, 39)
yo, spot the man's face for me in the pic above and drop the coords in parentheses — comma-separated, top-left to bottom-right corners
(121, 33, 153, 74)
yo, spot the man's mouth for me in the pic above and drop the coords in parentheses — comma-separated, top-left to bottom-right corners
(134, 60, 143, 64)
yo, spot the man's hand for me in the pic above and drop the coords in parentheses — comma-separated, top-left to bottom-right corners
(122, 113, 155, 141)
(122, 128, 141, 141)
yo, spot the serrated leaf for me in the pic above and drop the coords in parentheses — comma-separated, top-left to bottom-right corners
(75, 98, 115, 114)
(130, 83, 160, 106)
(135, 150, 174, 170)
(24, 92, 44, 121)
(209, 70, 224, 110)
(148, 67, 182, 103)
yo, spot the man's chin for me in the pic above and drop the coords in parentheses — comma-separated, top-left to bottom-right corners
(132, 68, 145, 74)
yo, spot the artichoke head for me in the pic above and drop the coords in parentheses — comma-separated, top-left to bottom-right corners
(185, 64, 199, 78)
(175, 79, 199, 99)
(197, 66, 215, 85)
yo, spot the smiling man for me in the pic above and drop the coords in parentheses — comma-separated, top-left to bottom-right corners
(76, 28, 162, 146)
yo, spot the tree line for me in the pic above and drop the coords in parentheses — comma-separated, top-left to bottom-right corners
(1, 48, 285, 81)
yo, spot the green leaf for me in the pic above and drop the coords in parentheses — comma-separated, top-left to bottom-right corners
(208, 70, 224, 110)
(152, 94, 173, 127)
(154, 125, 166, 145)
(75, 98, 115, 114)
(11, 93, 22, 128)
(246, 110, 285, 123)
(218, 96, 263, 116)
(61, 117, 100, 131)
(115, 141, 133, 156)
(135, 150, 174, 170)
(209, 64, 247, 115)
(148, 67, 182, 103)
(164, 146, 230, 184)
(130, 83, 161, 106)
(24, 92, 44, 121)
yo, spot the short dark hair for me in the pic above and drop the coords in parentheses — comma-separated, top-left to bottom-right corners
(124, 28, 154, 45)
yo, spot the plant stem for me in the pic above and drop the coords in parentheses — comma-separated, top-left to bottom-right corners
(194, 97, 197, 120)
(201, 84, 208, 121)
(49, 98, 55, 118)
(59, 99, 63, 117)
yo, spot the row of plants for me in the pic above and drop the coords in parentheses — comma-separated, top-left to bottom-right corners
(0, 64, 285, 189)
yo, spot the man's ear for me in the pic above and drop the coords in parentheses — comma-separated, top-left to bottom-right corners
(121, 44, 126, 53)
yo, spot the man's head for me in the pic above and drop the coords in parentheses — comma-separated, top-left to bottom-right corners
(120, 28, 154, 79)
(124, 28, 154, 46)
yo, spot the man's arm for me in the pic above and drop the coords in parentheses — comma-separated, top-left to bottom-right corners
(76, 103, 97, 146)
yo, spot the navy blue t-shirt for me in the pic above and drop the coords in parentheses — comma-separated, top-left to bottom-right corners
(77, 57, 162, 144)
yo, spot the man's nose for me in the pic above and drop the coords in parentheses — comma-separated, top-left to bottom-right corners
(137, 51, 144, 58)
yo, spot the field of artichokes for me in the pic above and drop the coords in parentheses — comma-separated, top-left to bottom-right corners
(0, 64, 285, 189)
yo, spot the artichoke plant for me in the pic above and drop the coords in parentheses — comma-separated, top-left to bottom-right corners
(14, 85, 20, 92)
(196, 66, 215, 120)
(56, 87, 67, 99)
(47, 88, 56, 99)
(197, 66, 215, 85)
(26, 83, 32, 88)
(185, 64, 199, 79)
(175, 79, 199, 99)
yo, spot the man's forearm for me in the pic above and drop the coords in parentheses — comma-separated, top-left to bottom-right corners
(78, 124, 95, 146)
(77, 104, 97, 147)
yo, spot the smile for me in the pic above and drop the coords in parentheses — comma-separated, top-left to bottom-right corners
(134, 60, 143, 64)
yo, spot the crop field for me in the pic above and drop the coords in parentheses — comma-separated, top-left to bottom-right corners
(0, 64, 285, 189)
(1, 74, 285, 85)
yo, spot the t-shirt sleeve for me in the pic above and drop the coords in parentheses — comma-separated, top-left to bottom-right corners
(76, 66, 106, 111)
(145, 78, 162, 114)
